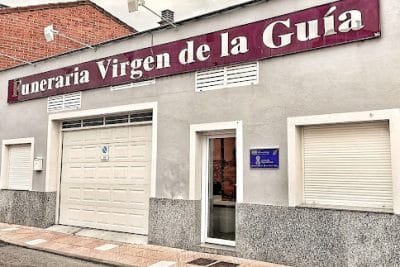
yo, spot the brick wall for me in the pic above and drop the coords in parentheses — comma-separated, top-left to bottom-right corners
(0, 2, 134, 70)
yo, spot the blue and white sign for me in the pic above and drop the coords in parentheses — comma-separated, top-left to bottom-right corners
(250, 148, 279, 169)
(100, 144, 109, 161)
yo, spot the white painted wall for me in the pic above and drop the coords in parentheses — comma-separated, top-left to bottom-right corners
(0, 0, 399, 207)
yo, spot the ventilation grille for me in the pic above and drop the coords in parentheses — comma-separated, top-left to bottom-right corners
(62, 111, 152, 130)
(195, 62, 259, 92)
(48, 92, 81, 113)
(131, 111, 153, 122)
(105, 115, 129, 125)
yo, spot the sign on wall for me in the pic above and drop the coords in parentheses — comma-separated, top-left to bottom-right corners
(250, 148, 279, 169)
(100, 144, 109, 161)
(8, 0, 380, 103)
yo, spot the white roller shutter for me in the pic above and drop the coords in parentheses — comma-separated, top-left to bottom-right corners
(7, 144, 32, 190)
(303, 121, 393, 212)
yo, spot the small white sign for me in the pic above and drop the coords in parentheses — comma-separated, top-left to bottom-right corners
(100, 145, 109, 161)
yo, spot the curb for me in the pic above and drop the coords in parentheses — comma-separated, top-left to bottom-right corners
(0, 236, 136, 267)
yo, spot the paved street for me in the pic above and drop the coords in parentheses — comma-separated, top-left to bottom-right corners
(0, 241, 110, 267)
(0, 223, 283, 267)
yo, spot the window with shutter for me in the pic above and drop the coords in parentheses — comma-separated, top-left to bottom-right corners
(4, 144, 33, 190)
(303, 121, 393, 212)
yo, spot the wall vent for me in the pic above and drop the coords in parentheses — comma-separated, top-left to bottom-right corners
(47, 92, 81, 113)
(195, 62, 259, 92)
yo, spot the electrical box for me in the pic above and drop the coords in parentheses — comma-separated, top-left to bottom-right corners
(33, 157, 43, 171)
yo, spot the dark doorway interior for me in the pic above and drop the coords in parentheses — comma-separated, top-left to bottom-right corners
(207, 137, 236, 241)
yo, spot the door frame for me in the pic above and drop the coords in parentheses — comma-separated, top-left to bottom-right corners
(190, 121, 243, 247)
(46, 102, 158, 225)
(201, 134, 236, 246)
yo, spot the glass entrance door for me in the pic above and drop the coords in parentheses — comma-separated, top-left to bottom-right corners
(205, 137, 236, 245)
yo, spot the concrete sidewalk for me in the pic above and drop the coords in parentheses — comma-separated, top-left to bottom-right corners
(0, 223, 284, 267)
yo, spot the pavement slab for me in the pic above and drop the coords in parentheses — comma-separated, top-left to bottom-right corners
(0, 244, 110, 267)
(0, 222, 286, 267)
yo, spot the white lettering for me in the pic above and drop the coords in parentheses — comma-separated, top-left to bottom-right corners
(79, 70, 90, 84)
(18, 68, 90, 96)
(339, 10, 364, 32)
(96, 59, 112, 79)
(120, 61, 130, 76)
(30, 81, 40, 93)
(143, 56, 155, 71)
(296, 20, 320, 41)
(21, 84, 30, 95)
(263, 19, 294, 49)
(112, 59, 119, 78)
(130, 59, 143, 79)
(15, 5, 369, 99)
(179, 41, 195, 65)
(231, 36, 249, 55)
(48, 77, 56, 90)
(64, 73, 74, 87)
(324, 6, 337, 36)
(156, 53, 171, 69)
(55, 76, 64, 89)
(220, 33, 249, 56)
(220, 32, 229, 57)
(73, 67, 80, 84)
(197, 44, 211, 61)
(31, 82, 39, 93)
(39, 80, 47, 92)
(14, 80, 21, 97)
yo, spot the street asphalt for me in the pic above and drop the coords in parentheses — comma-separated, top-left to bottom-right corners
(0, 241, 111, 267)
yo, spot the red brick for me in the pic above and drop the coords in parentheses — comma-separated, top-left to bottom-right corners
(0, 1, 135, 70)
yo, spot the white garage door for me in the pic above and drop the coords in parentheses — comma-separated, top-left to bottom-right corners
(303, 121, 393, 211)
(59, 124, 152, 234)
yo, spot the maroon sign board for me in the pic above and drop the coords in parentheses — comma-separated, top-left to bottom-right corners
(8, 0, 380, 104)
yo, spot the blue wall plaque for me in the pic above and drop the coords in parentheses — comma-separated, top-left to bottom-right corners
(250, 148, 279, 169)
